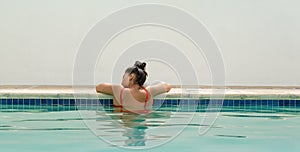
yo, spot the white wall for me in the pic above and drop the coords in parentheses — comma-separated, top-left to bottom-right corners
(0, 0, 299, 86)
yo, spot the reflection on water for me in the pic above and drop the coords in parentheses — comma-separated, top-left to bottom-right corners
(121, 113, 147, 146)
(95, 110, 172, 147)
(110, 111, 149, 146)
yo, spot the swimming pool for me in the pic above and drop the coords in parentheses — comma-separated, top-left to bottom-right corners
(1, 86, 300, 152)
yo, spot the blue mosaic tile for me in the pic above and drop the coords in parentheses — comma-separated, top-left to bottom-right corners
(252, 100, 257, 106)
(245, 100, 251, 106)
(74, 99, 80, 105)
(261, 100, 268, 105)
(296, 100, 300, 107)
(199, 99, 207, 105)
(69, 99, 75, 105)
(188, 99, 197, 105)
(290, 100, 295, 106)
(98, 99, 105, 105)
(62, 99, 69, 105)
(46, 99, 52, 105)
(53, 99, 58, 105)
(178, 99, 189, 105)
(85, 99, 90, 105)
(166, 99, 173, 105)
(273, 100, 279, 106)
(80, 99, 87, 105)
(283, 100, 289, 106)
(86, 99, 92, 105)
(58, 99, 63, 105)
(7, 99, 12, 104)
(108, 99, 113, 105)
(239, 100, 245, 106)
(256, 100, 262, 106)
(0, 99, 7, 104)
(92, 99, 99, 105)
(41, 99, 47, 105)
(188, 99, 199, 108)
(29, 99, 35, 105)
(206, 99, 210, 104)
(218, 99, 224, 105)
(172, 99, 179, 105)
(233, 100, 240, 106)
(12, 99, 18, 105)
(205, 99, 212, 105)
(102, 99, 107, 105)
(230, 100, 234, 106)
(169, 99, 179, 105)
(267, 100, 273, 106)
(18, 99, 24, 105)
(36, 99, 41, 105)
(278, 100, 285, 106)
(23, 99, 29, 105)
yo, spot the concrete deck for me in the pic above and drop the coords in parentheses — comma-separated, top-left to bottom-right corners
(0, 85, 300, 99)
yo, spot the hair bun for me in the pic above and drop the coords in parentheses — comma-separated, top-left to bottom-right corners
(134, 61, 146, 70)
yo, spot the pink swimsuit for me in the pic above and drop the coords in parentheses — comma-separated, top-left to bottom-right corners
(115, 87, 149, 113)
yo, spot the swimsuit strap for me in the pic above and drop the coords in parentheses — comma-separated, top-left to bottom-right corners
(142, 87, 149, 112)
(119, 87, 125, 107)
(142, 87, 149, 102)
(118, 88, 125, 127)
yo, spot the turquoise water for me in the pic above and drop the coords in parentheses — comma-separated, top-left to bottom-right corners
(1, 107, 300, 152)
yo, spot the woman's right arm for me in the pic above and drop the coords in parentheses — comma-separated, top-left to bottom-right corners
(147, 82, 171, 97)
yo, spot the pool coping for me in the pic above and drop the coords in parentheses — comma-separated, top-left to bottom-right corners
(0, 85, 300, 100)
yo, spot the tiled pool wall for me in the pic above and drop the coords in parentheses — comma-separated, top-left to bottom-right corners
(1, 97, 300, 113)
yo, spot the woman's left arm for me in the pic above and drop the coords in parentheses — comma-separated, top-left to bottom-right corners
(96, 83, 122, 95)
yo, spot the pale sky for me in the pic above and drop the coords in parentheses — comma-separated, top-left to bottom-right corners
(0, 0, 299, 86)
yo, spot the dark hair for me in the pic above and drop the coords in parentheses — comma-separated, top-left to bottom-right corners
(125, 61, 148, 86)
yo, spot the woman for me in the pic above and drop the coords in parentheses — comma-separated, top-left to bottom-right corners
(96, 61, 171, 114)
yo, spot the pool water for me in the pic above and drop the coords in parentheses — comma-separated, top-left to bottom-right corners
(1, 107, 300, 152)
